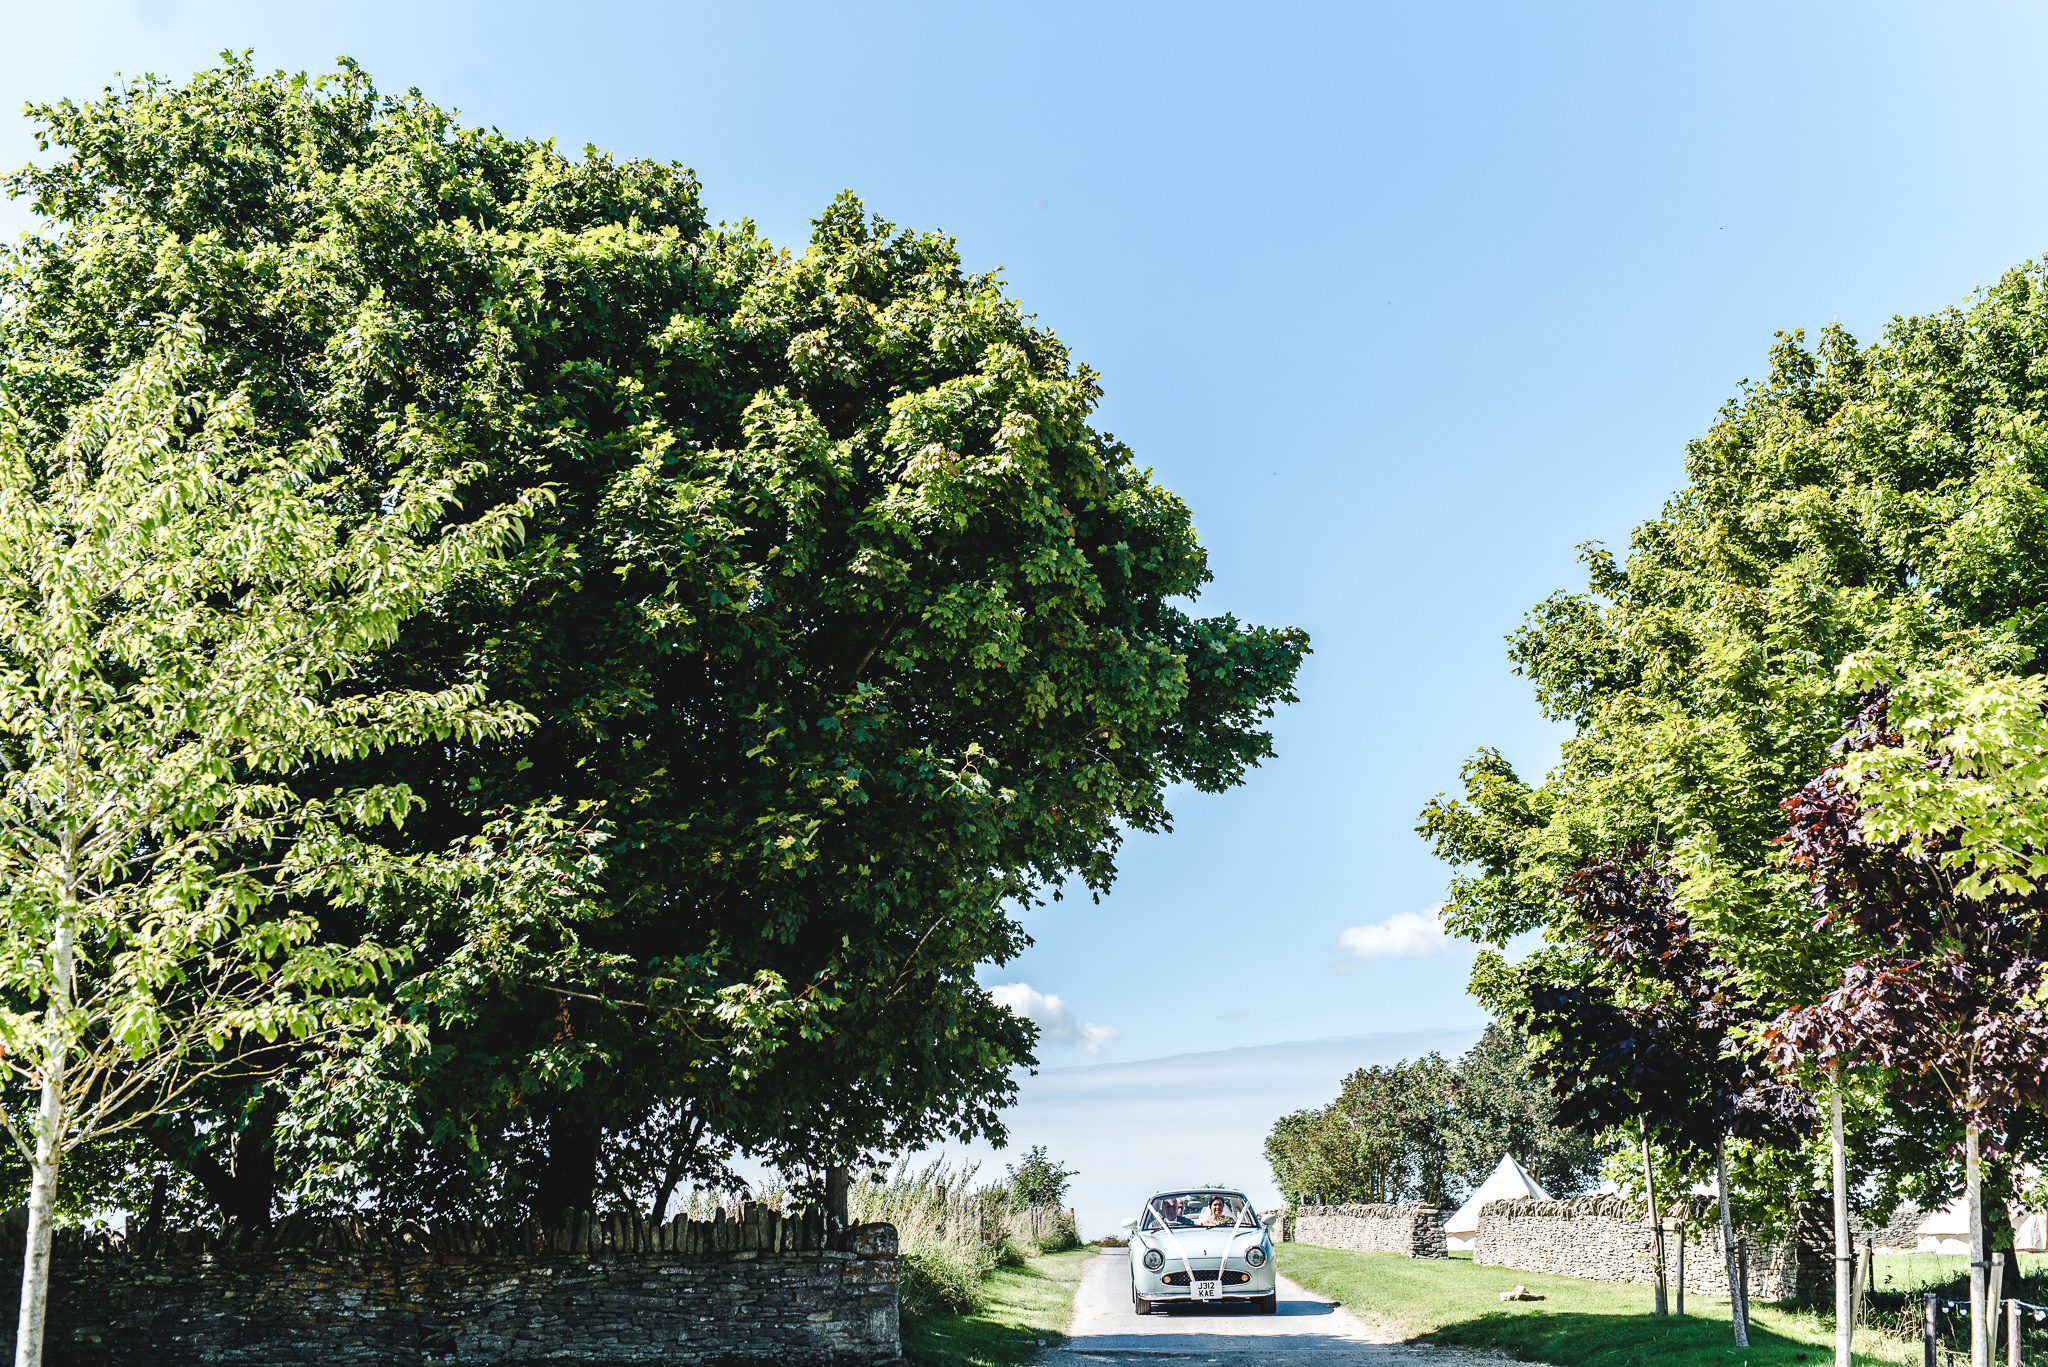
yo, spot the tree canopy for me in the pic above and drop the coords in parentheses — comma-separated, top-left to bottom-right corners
(1422, 252, 2048, 1357)
(0, 56, 1308, 1226)
(1422, 265, 2048, 1206)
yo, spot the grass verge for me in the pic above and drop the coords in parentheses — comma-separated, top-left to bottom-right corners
(903, 1246, 1095, 1366)
(1874, 1250, 2048, 1291)
(1280, 1243, 1916, 1366)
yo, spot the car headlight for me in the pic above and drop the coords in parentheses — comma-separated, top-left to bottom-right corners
(1244, 1245, 1267, 1268)
(1142, 1248, 1165, 1271)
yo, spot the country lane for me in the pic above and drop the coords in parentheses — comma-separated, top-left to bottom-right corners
(1038, 1249, 1507, 1365)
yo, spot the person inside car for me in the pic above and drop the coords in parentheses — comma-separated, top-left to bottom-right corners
(1194, 1197, 1230, 1227)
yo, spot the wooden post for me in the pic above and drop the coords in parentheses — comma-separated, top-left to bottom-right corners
(2007, 1298, 2021, 1367)
(1738, 1239, 1751, 1338)
(1927, 1291, 1941, 1367)
(1674, 1221, 1685, 1316)
(1853, 1240, 1867, 1330)
(1988, 1253, 2006, 1367)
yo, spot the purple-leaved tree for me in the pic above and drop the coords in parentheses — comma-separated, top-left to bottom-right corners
(1770, 689, 2048, 1367)
(1517, 847, 1805, 1343)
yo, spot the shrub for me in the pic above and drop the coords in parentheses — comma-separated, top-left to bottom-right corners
(1005, 1146, 1079, 1209)
(851, 1157, 1083, 1324)
(899, 1244, 986, 1320)
(1019, 1207, 1082, 1254)
(850, 1159, 1013, 1319)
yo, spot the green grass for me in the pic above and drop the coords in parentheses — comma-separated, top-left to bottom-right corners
(902, 1246, 1094, 1366)
(1873, 1251, 2048, 1292)
(1280, 1243, 1917, 1366)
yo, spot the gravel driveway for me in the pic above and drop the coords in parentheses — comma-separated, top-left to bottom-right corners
(1038, 1250, 1505, 1364)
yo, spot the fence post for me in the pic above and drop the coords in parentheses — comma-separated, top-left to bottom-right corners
(1925, 1291, 1939, 1367)
(2007, 1299, 2021, 1367)
(1737, 1238, 1750, 1324)
(1990, 1253, 2007, 1366)
(1674, 1221, 1685, 1316)
(1853, 1239, 1868, 1329)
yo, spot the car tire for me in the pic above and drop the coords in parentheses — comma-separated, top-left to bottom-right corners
(1253, 1293, 1277, 1314)
(1132, 1283, 1154, 1316)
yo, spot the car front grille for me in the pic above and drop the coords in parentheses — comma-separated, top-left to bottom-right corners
(1159, 1269, 1251, 1286)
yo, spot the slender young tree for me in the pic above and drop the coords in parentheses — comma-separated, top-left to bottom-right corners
(0, 325, 537, 1366)
(1772, 680, 2048, 1367)
(1517, 848, 1806, 1339)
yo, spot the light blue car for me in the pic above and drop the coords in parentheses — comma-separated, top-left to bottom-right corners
(1121, 1187, 1276, 1314)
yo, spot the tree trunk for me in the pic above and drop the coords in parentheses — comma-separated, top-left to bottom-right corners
(649, 1155, 685, 1227)
(16, 1146, 60, 1367)
(1969, 1123, 1989, 1367)
(1639, 1116, 1667, 1316)
(16, 908, 75, 1367)
(225, 1099, 277, 1240)
(1832, 1071, 1853, 1367)
(140, 1169, 168, 1255)
(532, 1110, 603, 1221)
(1719, 1138, 1748, 1348)
(825, 1166, 850, 1224)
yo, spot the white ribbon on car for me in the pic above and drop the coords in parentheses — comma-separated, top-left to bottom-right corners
(1145, 1196, 1258, 1301)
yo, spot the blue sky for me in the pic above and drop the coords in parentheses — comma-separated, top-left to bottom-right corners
(12, 1, 2048, 1230)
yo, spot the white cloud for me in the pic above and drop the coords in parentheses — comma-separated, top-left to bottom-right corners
(1337, 906, 1451, 961)
(988, 982, 1121, 1055)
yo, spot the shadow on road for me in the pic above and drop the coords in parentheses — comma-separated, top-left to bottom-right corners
(1061, 1298, 1407, 1360)
(1142, 1299, 1338, 1319)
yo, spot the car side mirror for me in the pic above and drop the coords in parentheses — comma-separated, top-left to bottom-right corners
(1120, 1218, 1137, 1234)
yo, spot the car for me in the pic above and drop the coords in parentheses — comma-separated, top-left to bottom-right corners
(1120, 1187, 1277, 1315)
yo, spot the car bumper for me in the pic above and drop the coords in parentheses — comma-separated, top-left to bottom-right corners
(1132, 1267, 1276, 1301)
(1146, 1286, 1272, 1304)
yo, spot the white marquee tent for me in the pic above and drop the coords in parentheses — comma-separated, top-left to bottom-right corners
(1445, 1153, 1550, 1251)
(1910, 1196, 2048, 1254)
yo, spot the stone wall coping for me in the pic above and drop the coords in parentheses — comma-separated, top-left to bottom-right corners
(15, 1206, 892, 1261)
(1296, 1202, 1441, 1218)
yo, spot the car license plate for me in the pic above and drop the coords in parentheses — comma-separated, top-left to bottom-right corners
(1191, 1279, 1221, 1300)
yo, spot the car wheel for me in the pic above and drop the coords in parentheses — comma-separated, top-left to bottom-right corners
(1254, 1293, 1277, 1314)
(1132, 1282, 1153, 1316)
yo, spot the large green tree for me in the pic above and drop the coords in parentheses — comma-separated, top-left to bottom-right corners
(1263, 1031, 1599, 1210)
(1440, 1021, 1604, 1202)
(0, 58, 1309, 1223)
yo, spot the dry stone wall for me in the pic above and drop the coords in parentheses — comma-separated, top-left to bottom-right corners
(1292, 1203, 1446, 1258)
(1, 1207, 899, 1366)
(1861, 1204, 1925, 1252)
(1475, 1195, 1827, 1304)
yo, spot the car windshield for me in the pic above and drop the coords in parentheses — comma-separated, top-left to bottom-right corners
(1140, 1191, 1256, 1231)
